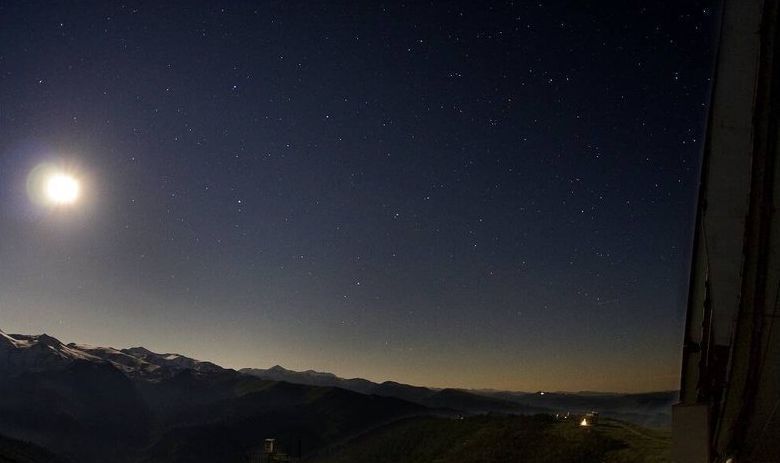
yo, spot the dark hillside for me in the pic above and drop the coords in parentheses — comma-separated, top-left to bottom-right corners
(0, 434, 70, 463)
(311, 415, 670, 463)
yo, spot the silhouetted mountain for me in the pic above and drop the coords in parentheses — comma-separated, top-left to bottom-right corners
(241, 367, 539, 416)
(240, 366, 671, 423)
(0, 329, 426, 463)
(243, 365, 378, 394)
(0, 328, 675, 462)
(373, 380, 436, 404)
(0, 357, 150, 462)
(0, 433, 71, 463)
(141, 379, 424, 463)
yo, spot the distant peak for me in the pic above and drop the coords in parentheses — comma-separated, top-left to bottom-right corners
(124, 346, 154, 355)
(37, 333, 62, 345)
(268, 365, 287, 372)
(5, 332, 64, 347)
(303, 369, 337, 378)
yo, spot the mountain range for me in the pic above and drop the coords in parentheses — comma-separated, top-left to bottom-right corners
(0, 329, 675, 462)
(0, 329, 426, 462)
(240, 365, 550, 415)
(241, 365, 676, 427)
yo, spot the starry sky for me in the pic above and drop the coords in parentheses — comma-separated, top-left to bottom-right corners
(0, 1, 717, 392)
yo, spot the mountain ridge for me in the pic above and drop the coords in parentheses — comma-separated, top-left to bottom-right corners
(0, 328, 430, 463)
(1, 327, 675, 437)
(240, 365, 676, 427)
(0, 328, 228, 381)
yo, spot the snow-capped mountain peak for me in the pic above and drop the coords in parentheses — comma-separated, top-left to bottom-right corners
(0, 329, 103, 371)
(0, 329, 225, 380)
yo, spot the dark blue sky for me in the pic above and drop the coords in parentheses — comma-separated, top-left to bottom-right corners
(0, 1, 716, 391)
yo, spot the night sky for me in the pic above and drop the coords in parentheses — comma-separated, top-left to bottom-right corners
(0, 1, 716, 392)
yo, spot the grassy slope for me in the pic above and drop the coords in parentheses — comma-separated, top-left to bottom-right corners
(311, 415, 670, 463)
(594, 420, 671, 463)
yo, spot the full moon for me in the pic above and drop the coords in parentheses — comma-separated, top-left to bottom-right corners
(45, 173, 80, 205)
(27, 163, 85, 208)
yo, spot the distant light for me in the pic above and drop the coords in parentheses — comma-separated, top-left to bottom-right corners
(580, 418, 590, 427)
(45, 173, 80, 205)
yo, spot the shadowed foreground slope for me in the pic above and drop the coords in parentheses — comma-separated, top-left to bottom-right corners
(311, 415, 670, 463)
(0, 434, 70, 463)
